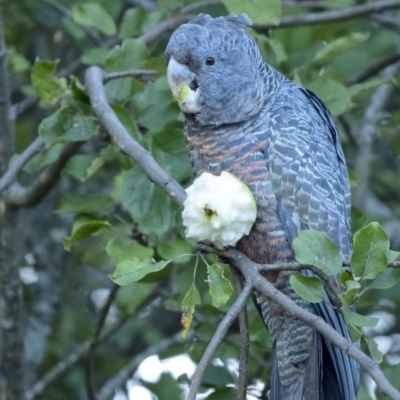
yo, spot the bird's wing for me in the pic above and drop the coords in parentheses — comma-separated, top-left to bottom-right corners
(265, 85, 359, 400)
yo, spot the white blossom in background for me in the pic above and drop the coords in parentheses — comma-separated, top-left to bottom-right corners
(182, 171, 257, 249)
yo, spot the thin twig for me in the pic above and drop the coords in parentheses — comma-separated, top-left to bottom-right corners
(26, 284, 164, 399)
(253, 0, 400, 30)
(85, 66, 186, 208)
(98, 333, 185, 400)
(256, 261, 342, 308)
(186, 282, 252, 400)
(371, 13, 400, 32)
(6, 141, 82, 207)
(15, 14, 190, 117)
(353, 62, 400, 210)
(347, 50, 400, 85)
(0, 137, 44, 193)
(230, 267, 249, 400)
(26, 317, 128, 400)
(281, 1, 344, 8)
(85, 284, 119, 400)
(221, 247, 400, 400)
(104, 69, 157, 83)
(139, 15, 191, 43)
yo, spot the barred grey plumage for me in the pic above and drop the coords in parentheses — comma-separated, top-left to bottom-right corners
(165, 13, 359, 400)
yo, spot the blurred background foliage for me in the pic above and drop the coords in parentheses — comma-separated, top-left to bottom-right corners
(1, 0, 400, 399)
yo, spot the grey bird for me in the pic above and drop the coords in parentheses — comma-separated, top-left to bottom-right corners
(165, 14, 360, 400)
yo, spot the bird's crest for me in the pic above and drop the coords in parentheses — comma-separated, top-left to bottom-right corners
(189, 13, 252, 32)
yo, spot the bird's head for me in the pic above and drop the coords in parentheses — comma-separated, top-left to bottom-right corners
(165, 14, 265, 126)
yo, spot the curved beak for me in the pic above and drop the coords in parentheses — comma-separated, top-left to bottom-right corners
(167, 57, 196, 102)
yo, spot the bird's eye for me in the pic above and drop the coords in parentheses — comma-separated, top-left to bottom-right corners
(205, 57, 215, 66)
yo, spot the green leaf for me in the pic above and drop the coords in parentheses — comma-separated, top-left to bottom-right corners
(81, 48, 110, 66)
(157, 240, 192, 264)
(121, 165, 172, 236)
(207, 263, 233, 308)
(119, 7, 147, 39)
(203, 364, 235, 387)
(72, 3, 116, 35)
(110, 104, 141, 141)
(31, 59, 67, 106)
(181, 284, 201, 339)
(342, 280, 360, 305)
(312, 32, 370, 64)
(105, 38, 151, 72)
(58, 193, 114, 215)
(39, 106, 99, 145)
(63, 155, 93, 181)
(289, 272, 324, 303)
(62, 214, 110, 251)
(351, 222, 389, 280)
(221, 0, 280, 25)
(106, 237, 154, 265)
(293, 230, 342, 275)
(8, 50, 30, 73)
(365, 268, 400, 290)
(307, 77, 351, 116)
(110, 258, 171, 286)
(153, 128, 192, 181)
(116, 281, 157, 314)
(363, 336, 383, 364)
(339, 269, 353, 287)
(341, 300, 379, 328)
(23, 143, 64, 173)
(349, 76, 396, 97)
(388, 250, 400, 263)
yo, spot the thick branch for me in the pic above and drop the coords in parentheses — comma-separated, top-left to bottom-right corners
(254, 0, 400, 30)
(221, 248, 400, 400)
(6, 141, 82, 207)
(0, 4, 26, 400)
(85, 66, 186, 208)
(186, 282, 252, 400)
(0, 137, 44, 193)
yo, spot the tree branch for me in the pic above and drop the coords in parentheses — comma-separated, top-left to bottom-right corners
(41, 0, 103, 46)
(6, 141, 82, 207)
(84, 63, 400, 399)
(0, 137, 44, 193)
(0, 4, 26, 399)
(231, 267, 249, 400)
(218, 247, 400, 400)
(347, 50, 400, 86)
(256, 261, 342, 308)
(353, 62, 400, 210)
(186, 282, 252, 400)
(254, 0, 400, 30)
(85, 66, 186, 208)
(104, 69, 157, 83)
(26, 284, 164, 399)
(97, 333, 185, 400)
(85, 284, 119, 400)
(26, 317, 127, 400)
